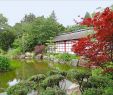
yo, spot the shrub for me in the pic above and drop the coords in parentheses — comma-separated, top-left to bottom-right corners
(92, 68, 103, 77)
(88, 76, 110, 88)
(7, 81, 37, 95)
(55, 53, 72, 62)
(47, 70, 61, 76)
(83, 86, 113, 95)
(55, 53, 79, 63)
(34, 45, 45, 55)
(67, 69, 91, 92)
(6, 48, 21, 58)
(83, 88, 103, 95)
(67, 69, 91, 81)
(28, 74, 46, 83)
(103, 87, 113, 95)
(41, 74, 64, 89)
(0, 48, 5, 55)
(82, 75, 113, 94)
(0, 56, 10, 71)
(47, 70, 67, 77)
(40, 86, 66, 95)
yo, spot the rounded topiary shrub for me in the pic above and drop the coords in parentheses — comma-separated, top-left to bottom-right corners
(41, 74, 64, 89)
(41, 86, 66, 95)
(0, 56, 10, 71)
(7, 81, 37, 95)
(83, 88, 103, 95)
(28, 74, 46, 83)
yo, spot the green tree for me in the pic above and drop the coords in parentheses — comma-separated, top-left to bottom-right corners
(0, 14, 15, 51)
(14, 22, 33, 38)
(84, 12, 91, 18)
(13, 13, 65, 52)
(0, 14, 8, 29)
(13, 23, 23, 38)
(14, 13, 35, 38)
(21, 13, 36, 23)
(49, 10, 57, 21)
(0, 30, 15, 51)
(65, 25, 87, 32)
(32, 16, 64, 43)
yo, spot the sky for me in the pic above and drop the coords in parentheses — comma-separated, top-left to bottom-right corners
(0, 0, 113, 26)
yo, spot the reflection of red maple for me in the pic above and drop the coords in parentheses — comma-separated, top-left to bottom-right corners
(72, 7, 113, 68)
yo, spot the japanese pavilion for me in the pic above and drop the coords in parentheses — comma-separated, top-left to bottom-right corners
(53, 29, 93, 54)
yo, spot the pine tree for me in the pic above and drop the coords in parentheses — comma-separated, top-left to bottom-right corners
(84, 12, 91, 18)
(49, 10, 57, 21)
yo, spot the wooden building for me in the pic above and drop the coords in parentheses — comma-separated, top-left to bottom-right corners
(52, 29, 93, 54)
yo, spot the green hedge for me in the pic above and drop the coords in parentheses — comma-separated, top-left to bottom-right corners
(55, 53, 79, 62)
(0, 56, 10, 71)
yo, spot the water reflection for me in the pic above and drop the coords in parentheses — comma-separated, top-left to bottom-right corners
(0, 60, 73, 92)
(8, 79, 20, 86)
(0, 60, 50, 92)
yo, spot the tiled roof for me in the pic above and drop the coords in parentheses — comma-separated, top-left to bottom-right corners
(54, 29, 94, 42)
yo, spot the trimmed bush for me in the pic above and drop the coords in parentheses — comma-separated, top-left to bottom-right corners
(0, 56, 10, 71)
(41, 86, 66, 95)
(53, 53, 79, 64)
(0, 48, 5, 55)
(6, 47, 21, 58)
(82, 75, 113, 95)
(7, 81, 37, 95)
(41, 74, 64, 89)
(67, 69, 91, 92)
(28, 74, 46, 83)
(55, 53, 72, 62)
(47, 70, 67, 77)
(83, 88, 103, 95)
(92, 68, 103, 77)
(103, 87, 113, 95)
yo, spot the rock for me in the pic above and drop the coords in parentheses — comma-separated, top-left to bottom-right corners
(53, 58, 59, 63)
(19, 54, 25, 59)
(49, 55, 55, 61)
(71, 59, 79, 66)
(59, 60, 65, 64)
(31, 53, 34, 57)
(59, 79, 81, 95)
(35, 55, 40, 59)
(43, 55, 48, 60)
(59, 79, 73, 90)
(35, 54, 43, 60)
(67, 83, 81, 95)
(25, 57, 30, 59)
(25, 52, 31, 57)
(79, 57, 88, 66)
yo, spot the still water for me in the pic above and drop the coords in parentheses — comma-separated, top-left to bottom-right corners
(0, 60, 72, 92)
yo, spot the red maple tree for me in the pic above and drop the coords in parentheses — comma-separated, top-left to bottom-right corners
(72, 7, 113, 68)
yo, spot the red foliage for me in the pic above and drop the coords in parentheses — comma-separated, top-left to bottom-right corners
(72, 7, 113, 68)
(34, 45, 45, 54)
(103, 68, 113, 73)
(80, 18, 92, 27)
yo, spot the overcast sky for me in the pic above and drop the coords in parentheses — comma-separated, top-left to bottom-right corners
(0, 0, 113, 26)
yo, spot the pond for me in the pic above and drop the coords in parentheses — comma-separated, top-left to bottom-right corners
(0, 60, 73, 93)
